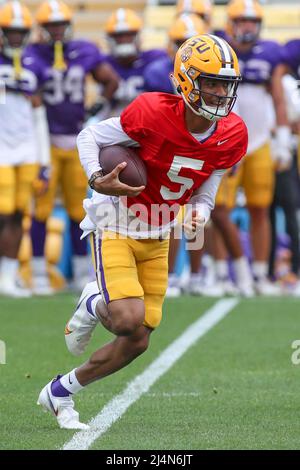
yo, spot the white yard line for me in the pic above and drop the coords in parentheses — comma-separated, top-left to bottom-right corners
(63, 298, 239, 450)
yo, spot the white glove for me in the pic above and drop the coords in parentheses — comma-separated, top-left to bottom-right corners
(272, 126, 293, 171)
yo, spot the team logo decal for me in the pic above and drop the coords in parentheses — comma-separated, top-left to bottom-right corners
(181, 47, 192, 62)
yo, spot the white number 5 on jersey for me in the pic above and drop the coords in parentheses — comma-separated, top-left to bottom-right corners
(160, 156, 204, 200)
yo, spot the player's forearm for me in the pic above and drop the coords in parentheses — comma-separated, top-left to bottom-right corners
(189, 170, 226, 223)
(93, 62, 119, 101)
(77, 117, 138, 179)
(77, 127, 101, 179)
(101, 79, 118, 102)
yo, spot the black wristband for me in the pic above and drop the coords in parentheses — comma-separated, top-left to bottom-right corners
(88, 170, 104, 190)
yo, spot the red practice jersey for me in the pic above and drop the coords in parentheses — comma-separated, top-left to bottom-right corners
(120, 92, 248, 224)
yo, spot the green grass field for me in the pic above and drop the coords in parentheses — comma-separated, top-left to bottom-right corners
(1, 293, 300, 450)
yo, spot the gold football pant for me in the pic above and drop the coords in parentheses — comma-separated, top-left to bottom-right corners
(34, 146, 87, 222)
(90, 230, 169, 330)
(0, 164, 39, 215)
(216, 142, 275, 208)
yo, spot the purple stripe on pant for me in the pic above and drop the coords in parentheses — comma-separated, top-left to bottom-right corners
(31, 218, 46, 256)
(86, 294, 98, 317)
(93, 232, 110, 304)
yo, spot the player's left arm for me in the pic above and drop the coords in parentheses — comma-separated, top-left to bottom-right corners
(86, 62, 120, 122)
(270, 63, 293, 171)
(91, 62, 119, 102)
(183, 169, 226, 235)
(30, 94, 51, 195)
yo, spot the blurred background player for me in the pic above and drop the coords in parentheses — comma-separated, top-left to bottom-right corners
(27, 0, 119, 294)
(268, 37, 300, 294)
(213, 0, 292, 295)
(95, 8, 167, 118)
(145, 13, 208, 94)
(176, 0, 213, 27)
(0, 1, 50, 297)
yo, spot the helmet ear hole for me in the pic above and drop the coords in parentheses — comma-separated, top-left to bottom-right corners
(177, 85, 182, 94)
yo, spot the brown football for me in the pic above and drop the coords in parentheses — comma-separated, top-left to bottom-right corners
(99, 145, 147, 187)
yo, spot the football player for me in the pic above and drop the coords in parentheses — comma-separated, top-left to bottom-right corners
(37, 34, 248, 429)
(98, 8, 167, 118)
(282, 37, 300, 167)
(26, 0, 119, 294)
(0, 2, 50, 297)
(269, 39, 300, 294)
(176, 0, 212, 28)
(214, 0, 292, 295)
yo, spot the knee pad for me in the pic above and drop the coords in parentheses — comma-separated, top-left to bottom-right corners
(45, 217, 65, 265)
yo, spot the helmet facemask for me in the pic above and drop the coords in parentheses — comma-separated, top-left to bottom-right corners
(180, 69, 241, 121)
(108, 31, 140, 59)
(231, 18, 262, 44)
(40, 20, 72, 44)
(0, 27, 30, 58)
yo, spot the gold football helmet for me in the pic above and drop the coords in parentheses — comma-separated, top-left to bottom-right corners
(172, 34, 241, 121)
(176, 0, 212, 26)
(0, 1, 33, 57)
(227, 0, 263, 44)
(168, 14, 208, 59)
(105, 8, 143, 59)
(35, 0, 73, 43)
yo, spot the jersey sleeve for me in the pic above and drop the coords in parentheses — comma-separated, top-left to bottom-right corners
(81, 41, 106, 72)
(216, 117, 248, 169)
(144, 59, 174, 93)
(282, 40, 300, 76)
(77, 116, 138, 179)
(267, 41, 285, 72)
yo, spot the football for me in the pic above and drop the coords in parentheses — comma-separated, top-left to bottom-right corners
(99, 145, 147, 187)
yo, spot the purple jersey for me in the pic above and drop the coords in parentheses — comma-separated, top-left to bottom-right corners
(216, 31, 283, 85)
(144, 55, 174, 94)
(24, 40, 105, 135)
(0, 52, 38, 95)
(107, 49, 168, 108)
(282, 39, 300, 79)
